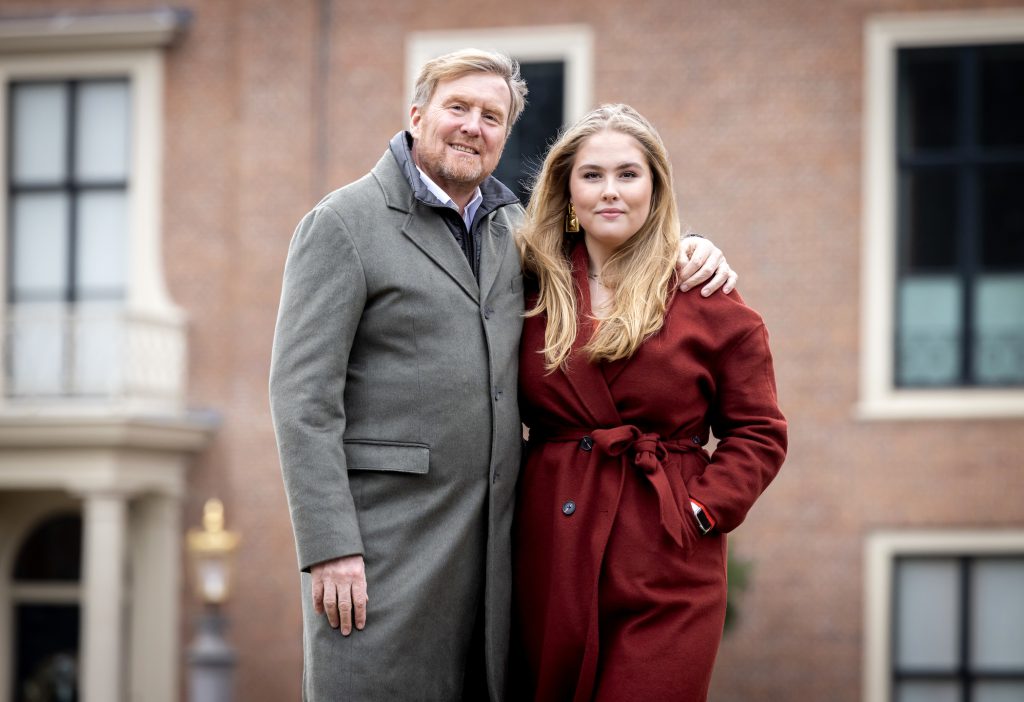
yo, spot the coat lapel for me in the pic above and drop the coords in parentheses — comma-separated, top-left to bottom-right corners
(560, 240, 623, 427)
(400, 211, 479, 302)
(372, 151, 480, 303)
(477, 210, 510, 305)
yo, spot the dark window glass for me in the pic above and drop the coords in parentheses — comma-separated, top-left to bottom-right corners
(492, 61, 565, 204)
(900, 169, 959, 271)
(980, 166, 1024, 269)
(12, 513, 82, 582)
(898, 49, 959, 152)
(979, 44, 1024, 148)
(895, 44, 1024, 388)
(13, 605, 79, 702)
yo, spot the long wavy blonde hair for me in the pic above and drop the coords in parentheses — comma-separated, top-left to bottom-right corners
(519, 104, 681, 371)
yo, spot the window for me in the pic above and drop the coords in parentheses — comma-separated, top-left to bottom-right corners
(7, 79, 131, 397)
(865, 531, 1024, 702)
(10, 513, 82, 702)
(895, 45, 1024, 388)
(0, 34, 187, 409)
(860, 12, 1024, 418)
(407, 25, 594, 204)
(894, 557, 1024, 701)
(492, 61, 565, 203)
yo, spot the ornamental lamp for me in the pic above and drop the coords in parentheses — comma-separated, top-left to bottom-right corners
(186, 498, 241, 605)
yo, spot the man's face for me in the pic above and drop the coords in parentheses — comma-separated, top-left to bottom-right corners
(409, 72, 512, 193)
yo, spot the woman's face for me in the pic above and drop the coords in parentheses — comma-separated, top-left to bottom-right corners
(568, 129, 653, 262)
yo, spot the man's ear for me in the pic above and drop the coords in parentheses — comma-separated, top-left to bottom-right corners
(409, 104, 423, 139)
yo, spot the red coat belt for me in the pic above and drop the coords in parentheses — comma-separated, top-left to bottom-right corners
(530, 424, 703, 550)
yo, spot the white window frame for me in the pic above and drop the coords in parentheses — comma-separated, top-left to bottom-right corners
(863, 529, 1024, 702)
(0, 17, 188, 409)
(859, 10, 1024, 420)
(405, 24, 594, 128)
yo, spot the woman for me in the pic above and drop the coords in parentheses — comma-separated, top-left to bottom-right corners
(513, 104, 788, 702)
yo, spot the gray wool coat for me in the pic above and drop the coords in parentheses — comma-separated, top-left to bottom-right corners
(269, 139, 525, 701)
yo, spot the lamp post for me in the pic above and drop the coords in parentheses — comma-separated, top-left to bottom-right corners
(186, 499, 241, 702)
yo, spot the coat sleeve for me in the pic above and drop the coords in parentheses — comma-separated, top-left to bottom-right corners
(688, 323, 788, 533)
(269, 204, 368, 572)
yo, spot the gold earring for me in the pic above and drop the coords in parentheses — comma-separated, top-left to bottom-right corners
(565, 202, 580, 233)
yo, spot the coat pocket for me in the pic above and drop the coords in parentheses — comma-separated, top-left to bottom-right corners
(343, 440, 430, 474)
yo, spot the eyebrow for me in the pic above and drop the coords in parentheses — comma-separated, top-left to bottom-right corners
(442, 94, 508, 120)
(575, 161, 646, 171)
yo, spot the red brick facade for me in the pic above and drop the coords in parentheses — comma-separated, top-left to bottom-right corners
(4, 1, 1022, 699)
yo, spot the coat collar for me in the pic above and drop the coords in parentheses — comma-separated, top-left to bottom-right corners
(385, 131, 520, 219)
(370, 132, 520, 303)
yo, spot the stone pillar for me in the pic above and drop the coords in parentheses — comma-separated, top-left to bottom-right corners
(129, 493, 182, 702)
(79, 491, 127, 702)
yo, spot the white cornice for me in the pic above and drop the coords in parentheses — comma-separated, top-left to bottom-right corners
(0, 8, 191, 53)
(0, 412, 218, 452)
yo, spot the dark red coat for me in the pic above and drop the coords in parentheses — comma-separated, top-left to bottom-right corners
(513, 244, 788, 702)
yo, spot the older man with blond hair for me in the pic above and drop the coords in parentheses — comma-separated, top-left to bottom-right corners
(270, 49, 734, 701)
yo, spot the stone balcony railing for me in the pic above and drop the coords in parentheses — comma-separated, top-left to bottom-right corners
(1, 302, 187, 414)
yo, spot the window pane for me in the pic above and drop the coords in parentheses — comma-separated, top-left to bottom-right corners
(899, 170, 958, 271)
(970, 559, 1024, 669)
(897, 276, 962, 386)
(11, 83, 67, 183)
(75, 80, 130, 182)
(974, 275, 1024, 385)
(493, 61, 564, 203)
(76, 191, 128, 298)
(979, 44, 1024, 148)
(896, 558, 960, 669)
(895, 681, 960, 702)
(12, 513, 82, 581)
(974, 682, 1024, 702)
(980, 166, 1024, 270)
(898, 48, 959, 152)
(11, 193, 70, 301)
(14, 605, 79, 702)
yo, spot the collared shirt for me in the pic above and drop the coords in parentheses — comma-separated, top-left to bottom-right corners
(415, 166, 484, 232)
(389, 132, 519, 278)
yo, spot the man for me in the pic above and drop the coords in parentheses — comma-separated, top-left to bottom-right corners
(269, 49, 735, 701)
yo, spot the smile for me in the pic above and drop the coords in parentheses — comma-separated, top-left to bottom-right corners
(449, 144, 479, 155)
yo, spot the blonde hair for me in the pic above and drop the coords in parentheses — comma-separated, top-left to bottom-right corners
(412, 49, 529, 131)
(519, 104, 681, 370)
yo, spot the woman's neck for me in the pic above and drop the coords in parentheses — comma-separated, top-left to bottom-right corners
(585, 242, 615, 318)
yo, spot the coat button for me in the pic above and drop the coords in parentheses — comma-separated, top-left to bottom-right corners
(580, 436, 594, 451)
(562, 500, 576, 516)
(691, 435, 702, 445)
(483, 307, 494, 319)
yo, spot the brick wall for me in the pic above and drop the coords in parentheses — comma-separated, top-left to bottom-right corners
(169, 1, 1024, 700)
(5, 0, 1021, 699)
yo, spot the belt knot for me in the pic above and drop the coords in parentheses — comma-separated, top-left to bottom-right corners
(591, 425, 667, 468)
(591, 425, 687, 549)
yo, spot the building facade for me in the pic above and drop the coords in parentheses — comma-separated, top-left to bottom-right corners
(0, 1, 1022, 701)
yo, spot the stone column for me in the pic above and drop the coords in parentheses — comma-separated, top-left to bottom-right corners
(129, 493, 182, 702)
(79, 491, 128, 702)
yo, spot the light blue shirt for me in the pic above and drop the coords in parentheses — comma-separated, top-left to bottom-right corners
(415, 166, 483, 232)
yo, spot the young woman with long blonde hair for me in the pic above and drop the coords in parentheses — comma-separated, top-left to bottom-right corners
(513, 104, 788, 702)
